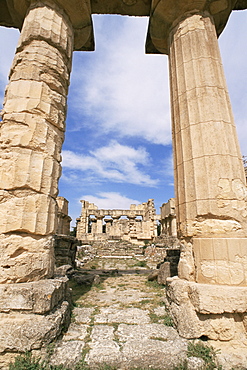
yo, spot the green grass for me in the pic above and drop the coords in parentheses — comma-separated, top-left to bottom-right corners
(145, 280, 164, 290)
(187, 341, 221, 369)
(9, 352, 65, 370)
(133, 260, 147, 268)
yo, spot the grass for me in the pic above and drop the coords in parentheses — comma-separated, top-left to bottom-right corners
(187, 341, 221, 369)
(133, 260, 147, 268)
(149, 311, 174, 327)
(145, 280, 164, 290)
(150, 336, 168, 342)
(9, 352, 65, 370)
(68, 280, 92, 305)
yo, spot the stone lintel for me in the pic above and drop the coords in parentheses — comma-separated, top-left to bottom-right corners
(0, 278, 68, 314)
(1, 0, 246, 53)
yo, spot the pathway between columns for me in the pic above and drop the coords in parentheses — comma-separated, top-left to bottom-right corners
(38, 270, 189, 369)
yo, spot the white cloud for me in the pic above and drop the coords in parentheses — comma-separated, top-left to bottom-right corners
(79, 192, 141, 209)
(219, 11, 247, 154)
(69, 16, 171, 145)
(0, 28, 19, 93)
(62, 140, 158, 186)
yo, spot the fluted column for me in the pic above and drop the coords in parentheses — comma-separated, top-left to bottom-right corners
(169, 12, 247, 285)
(0, 0, 73, 283)
(96, 216, 104, 234)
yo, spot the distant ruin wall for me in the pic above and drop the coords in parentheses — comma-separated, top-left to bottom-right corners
(76, 199, 158, 245)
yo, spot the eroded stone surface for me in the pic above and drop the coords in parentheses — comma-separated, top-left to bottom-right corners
(94, 307, 151, 324)
(49, 340, 85, 367)
(73, 307, 94, 324)
(0, 301, 70, 353)
(0, 234, 54, 284)
(0, 278, 68, 313)
(166, 277, 247, 342)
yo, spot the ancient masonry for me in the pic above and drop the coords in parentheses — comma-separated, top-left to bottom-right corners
(0, 0, 247, 363)
(160, 198, 177, 237)
(76, 199, 157, 244)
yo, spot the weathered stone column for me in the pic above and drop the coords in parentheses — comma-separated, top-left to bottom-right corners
(0, 0, 73, 283)
(96, 216, 104, 234)
(170, 216, 177, 237)
(169, 12, 247, 285)
(91, 218, 97, 234)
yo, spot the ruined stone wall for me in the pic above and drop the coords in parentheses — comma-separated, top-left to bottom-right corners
(160, 198, 177, 237)
(56, 196, 72, 235)
(76, 199, 158, 244)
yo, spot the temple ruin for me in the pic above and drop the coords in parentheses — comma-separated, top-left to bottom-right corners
(76, 199, 158, 244)
(0, 0, 247, 364)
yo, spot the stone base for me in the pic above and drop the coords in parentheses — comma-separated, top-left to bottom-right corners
(178, 237, 247, 286)
(0, 278, 71, 366)
(166, 277, 247, 341)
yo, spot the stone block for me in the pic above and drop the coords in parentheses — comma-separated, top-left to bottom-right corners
(193, 238, 247, 285)
(4, 80, 66, 130)
(166, 277, 247, 340)
(49, 340, 84, 367)
(0, 147, 60, 197)
(0, 192, 57, 235)
(0, 278, 68, 314)
(0, 113, 64, 161)
(0, 301, 70, 353)
(189, 282, 247, 314)
(10, 40, 71, 83)
(157, 262, 170, 285)
(0, 234, 55, 283)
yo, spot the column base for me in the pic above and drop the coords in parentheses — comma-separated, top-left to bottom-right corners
(178, 237, 247, 285)
(0, 278, 71, 367)
(166, 277, 247, 341)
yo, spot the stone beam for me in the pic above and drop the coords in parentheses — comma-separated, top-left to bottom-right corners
(1, 1, 246, 53)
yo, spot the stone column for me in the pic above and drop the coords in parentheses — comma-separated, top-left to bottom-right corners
(89, 218, 96, 234)
(170, 216, 177, 237)
(96, 216, 104, 234)
(169, 12, 247, 285)
(0, 0, 73, 283)
(105, 218, 113, 234)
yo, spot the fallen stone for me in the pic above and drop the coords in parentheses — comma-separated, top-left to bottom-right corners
(157, 261, 171, 285)
(148, 269, 159, 281)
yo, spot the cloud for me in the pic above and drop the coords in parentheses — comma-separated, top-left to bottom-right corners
(62, 140, 158, 186)
(0, 28, 19, 105)
(79, 192, 141, 209)
(69, 16, 171, 145)
(219, 11, 247, 154)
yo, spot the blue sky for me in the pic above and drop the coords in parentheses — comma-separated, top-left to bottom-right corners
(0, 11, 246, 226)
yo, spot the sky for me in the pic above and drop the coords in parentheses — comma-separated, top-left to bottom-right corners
(0, 10, 246, 226)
